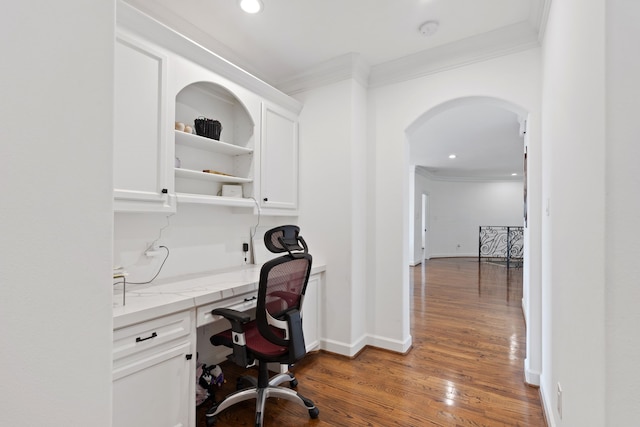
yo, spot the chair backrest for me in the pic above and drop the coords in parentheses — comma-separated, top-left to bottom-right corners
(263, 225, 308, 256)
(256, 252, 312, 362)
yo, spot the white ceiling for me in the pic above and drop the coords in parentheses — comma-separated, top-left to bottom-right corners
(124, 0, 543, 179)
(410, 104, 524, 180)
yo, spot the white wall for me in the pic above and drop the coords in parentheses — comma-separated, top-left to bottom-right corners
(113, 207, 291, 283)
(295, 78, 369, 356)
(605, 1, 640, 425)
(541, 0, 606, 425)
(0, 1, 114, 425)
(413, 173, 524, 261)
(368, 48, 542, 355)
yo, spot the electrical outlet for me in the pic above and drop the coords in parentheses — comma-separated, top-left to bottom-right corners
(145, 244, 162, 257)
(241, 242, 250, 264)
(557, 382, 563, 419)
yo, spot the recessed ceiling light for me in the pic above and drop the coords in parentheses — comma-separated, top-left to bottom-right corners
(418, 20, 439, 37)
(239, 0, 263, 14)
(448, 154, 456, 159)
(511, 173, 518, 176)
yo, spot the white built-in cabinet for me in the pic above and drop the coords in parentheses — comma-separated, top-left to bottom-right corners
(113, 33, 174, 212)
(260, 102, 299, 213)
(111, 270, 323, 427)
(113, 18, 302, 214)
(113, 4, 310, 425)
(302, 275, 320, 351)
(174, 82, 256, 208)
(112, 311, 195, 427)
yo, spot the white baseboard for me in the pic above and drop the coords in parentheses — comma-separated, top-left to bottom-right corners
(366, 333, 412, 354)
(320, 335, 367, 357)
(320, 333, 412, 357)
(539, 382, 557, 427)
(429, 252, 477, 258)
(524, 358, 540, 386)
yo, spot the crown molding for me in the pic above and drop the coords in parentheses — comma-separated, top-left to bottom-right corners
(533, 0, 553, 42)
(276, 53, 371, 95)
(120, 0, 550, 99)
(275, 20, 540, 95)
(414, 166, 524, 183)
(369, 21, 540, 88)
(117, 0, 302, 114)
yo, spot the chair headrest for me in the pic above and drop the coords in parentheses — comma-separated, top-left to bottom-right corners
(264, 225, 308, 255)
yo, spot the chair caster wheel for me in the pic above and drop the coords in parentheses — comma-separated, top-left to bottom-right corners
(206, 416, 217, 426)
(289, 378, 298, 388)
(309, 407, 319, 419)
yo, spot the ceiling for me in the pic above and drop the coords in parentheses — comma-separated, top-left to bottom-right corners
(124, 0, 544, 180)
(411, 104, 524, 180)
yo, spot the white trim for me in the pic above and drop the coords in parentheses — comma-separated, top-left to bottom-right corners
(274, 22, 540, 94)
(277, 53, 370, 95)
(534, 0, 554, 43)
(369, 22, 539, 88)
(366, 334, 412, 354)
(524, 358, 541, 386)
(117, 1, 302, 114)
(415, 165, 525, 183)
(320, 335, 367, 358)
(540, 382, 557, 427)
(320, 333, 412, 357)
(428, 253, 478, 259)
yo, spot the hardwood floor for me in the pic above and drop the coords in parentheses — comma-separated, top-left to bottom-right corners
(197, 257, 546, 426)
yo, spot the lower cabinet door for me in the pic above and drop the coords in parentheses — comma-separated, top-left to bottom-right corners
(113, 342, 193, 427)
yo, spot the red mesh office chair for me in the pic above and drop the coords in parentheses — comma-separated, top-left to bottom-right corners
(205, 225, 319, 427)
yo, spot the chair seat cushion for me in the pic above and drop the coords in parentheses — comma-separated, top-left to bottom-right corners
(211, 320, 287, 359)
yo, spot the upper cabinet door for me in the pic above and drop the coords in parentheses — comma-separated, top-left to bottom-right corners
(260, 102, 299, 213)
(113, 34, 173, 212)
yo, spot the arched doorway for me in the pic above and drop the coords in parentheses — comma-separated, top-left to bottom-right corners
(405, 96, 541, 386)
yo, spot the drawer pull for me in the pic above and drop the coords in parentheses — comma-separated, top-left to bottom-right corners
(244, 296, 257, 302)
(135, 332, 158, 343)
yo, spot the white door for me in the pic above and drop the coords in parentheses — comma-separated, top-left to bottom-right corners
(421, 193, 429, 261)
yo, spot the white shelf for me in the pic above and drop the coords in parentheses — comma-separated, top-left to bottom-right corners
(176, 192, 255, 208)
(174, 168, 252, 184)
(174, 130, 252, 156)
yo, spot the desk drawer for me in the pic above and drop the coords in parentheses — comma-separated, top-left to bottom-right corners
(113, 310, 192, 363)
(196, 292, 257, 327)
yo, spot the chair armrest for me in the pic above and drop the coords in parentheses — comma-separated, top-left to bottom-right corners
(212, 308, 251, 324)
(212, 308, 251, 335)
(211, 308, 253, 367)
(286, 309, 306, 361)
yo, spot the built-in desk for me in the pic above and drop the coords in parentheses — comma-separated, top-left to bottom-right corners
(112, 263, 325, 427)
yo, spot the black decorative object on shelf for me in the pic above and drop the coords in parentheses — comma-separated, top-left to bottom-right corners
(194, 117, 222, 140)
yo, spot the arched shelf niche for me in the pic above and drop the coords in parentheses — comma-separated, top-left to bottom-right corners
(174, 81, 255, 207)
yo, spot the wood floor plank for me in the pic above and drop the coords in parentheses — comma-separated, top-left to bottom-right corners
(197, 258, 546, 426)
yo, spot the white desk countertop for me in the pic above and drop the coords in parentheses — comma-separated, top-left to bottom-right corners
(113, 263, 326, 329)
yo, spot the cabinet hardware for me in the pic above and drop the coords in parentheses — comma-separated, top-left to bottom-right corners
(135, 332, 158, 342)
(161, 188, 168, 194)
(185, 354, 193, 360)
(263, 197, 268, 202)
(244, 296, 257, 302)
